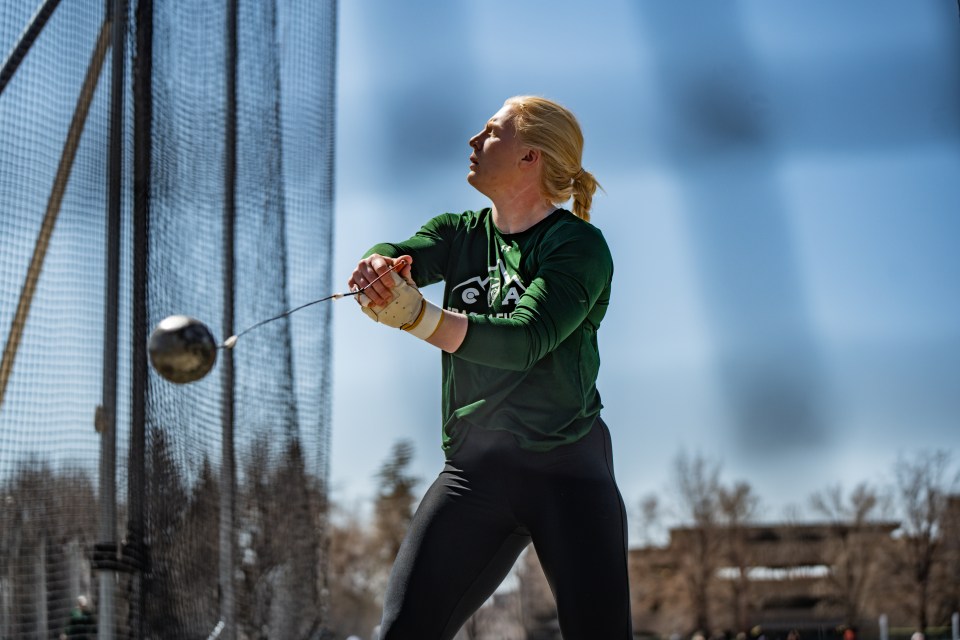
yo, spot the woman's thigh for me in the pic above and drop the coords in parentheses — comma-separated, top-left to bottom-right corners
(522, 420, 633, 639)
(379, 461, 530, 640)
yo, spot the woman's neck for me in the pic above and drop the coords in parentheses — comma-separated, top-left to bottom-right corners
(491, 190, 555, 234)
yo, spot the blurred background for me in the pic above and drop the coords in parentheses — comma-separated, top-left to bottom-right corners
(330, 0, 960, 537)
(1, 0, 958, 637)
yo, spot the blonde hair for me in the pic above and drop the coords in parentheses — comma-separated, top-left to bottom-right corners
(504, 95, 600, 221)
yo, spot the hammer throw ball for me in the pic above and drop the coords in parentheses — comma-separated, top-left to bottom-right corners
(148, 315, 218, 384)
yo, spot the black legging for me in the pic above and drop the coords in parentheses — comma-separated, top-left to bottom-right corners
(379, 417, 633, 639)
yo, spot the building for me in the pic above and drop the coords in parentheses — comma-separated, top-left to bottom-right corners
(629, 521, 902, 637)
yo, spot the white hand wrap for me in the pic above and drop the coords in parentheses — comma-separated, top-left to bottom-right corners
(358, 271, 444, 340)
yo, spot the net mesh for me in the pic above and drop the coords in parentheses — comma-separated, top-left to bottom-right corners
(0, 0, 337, 637)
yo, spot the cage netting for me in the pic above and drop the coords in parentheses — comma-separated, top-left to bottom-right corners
(0, 0, 337, 637)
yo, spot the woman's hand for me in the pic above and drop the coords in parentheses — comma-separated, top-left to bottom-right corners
(348, 253, 414, 306)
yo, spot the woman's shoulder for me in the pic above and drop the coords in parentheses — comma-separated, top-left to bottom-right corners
(537, 210, 613, 273)
(548, 209, 609, 247)
(424, 207, 491, 231)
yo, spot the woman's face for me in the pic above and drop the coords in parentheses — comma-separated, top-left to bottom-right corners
(467, 104, 527, 197)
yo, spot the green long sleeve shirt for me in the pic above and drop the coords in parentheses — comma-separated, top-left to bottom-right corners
(365, 207, 613, 453)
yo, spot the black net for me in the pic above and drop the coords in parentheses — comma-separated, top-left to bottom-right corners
(0, 0, 337, 637)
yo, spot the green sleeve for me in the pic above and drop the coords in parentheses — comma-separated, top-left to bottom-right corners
(362, 213, 460, 287)
(456, 224, 612, 371)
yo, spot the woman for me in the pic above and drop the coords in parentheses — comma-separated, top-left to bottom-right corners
(350, 96, 632, 639)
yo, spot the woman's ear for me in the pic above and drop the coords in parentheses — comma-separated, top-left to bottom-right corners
(519, 147, 540, 168)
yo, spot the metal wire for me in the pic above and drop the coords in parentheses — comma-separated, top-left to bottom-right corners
(220, 260, 404, 348)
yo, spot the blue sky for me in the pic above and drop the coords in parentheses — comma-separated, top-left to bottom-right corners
(327, 1, 960, 537)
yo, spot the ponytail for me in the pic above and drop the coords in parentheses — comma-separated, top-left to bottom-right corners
(571, 167, 599, 222)
(505, 96, 602, 223)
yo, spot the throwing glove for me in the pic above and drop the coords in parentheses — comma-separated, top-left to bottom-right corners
(358, 271, 443, 340)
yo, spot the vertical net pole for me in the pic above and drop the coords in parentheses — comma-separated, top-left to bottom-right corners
(219, 0, 238, 637)
(130, 0, 152, 635)
(97, 0, 126, 637)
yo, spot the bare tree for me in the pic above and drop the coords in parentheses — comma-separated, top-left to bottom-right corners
(637, 493, 662, 547)
(810, 482, 887, 628)
(178, 456, 220, 633)
(144, 425, 192, 638)
(236, 436, 328, 638)
(373, 439, 420, 562)
(718, 480, 760, 633)
(270, 438, 326, 638)
(673, 451, 722, 633)
(893, 450, 959, 633)
(326, 504, 386, 639)
(324, 440, 423, 638)
(0, 463, 97, 639)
